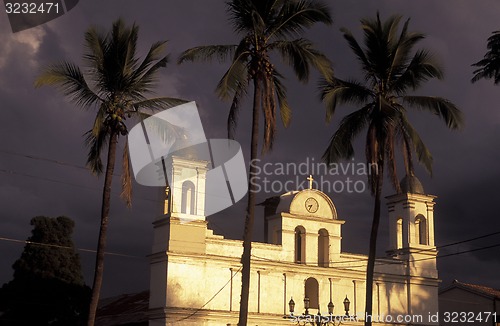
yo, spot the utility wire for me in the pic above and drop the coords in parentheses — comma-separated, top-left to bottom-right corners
(251, 230, 500, 268)
(0, 149, 90, 172)
(0, 236, 146, 259)
(0, 168, 162, 204)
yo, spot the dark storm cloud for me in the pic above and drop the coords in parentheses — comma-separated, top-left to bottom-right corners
(1, 0, 500, 297)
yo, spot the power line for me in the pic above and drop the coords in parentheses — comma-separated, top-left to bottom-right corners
(0, 166, 241, 237)
(251, 230, 500, 268)
(438, 230, 500, 249)
(0, 168, 163, 204)
(0, 236, 146, 260)
(0, 148, 246, 201)
(0, 149, 90, 172)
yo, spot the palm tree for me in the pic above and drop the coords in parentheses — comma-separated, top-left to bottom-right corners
(35, 19, 185, 326)
(319, 13, 463, 326)
(179, 0, 332, 324)
(472, 30, 500, 84)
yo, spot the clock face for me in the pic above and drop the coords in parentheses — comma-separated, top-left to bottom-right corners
(305, 197, 319, 213)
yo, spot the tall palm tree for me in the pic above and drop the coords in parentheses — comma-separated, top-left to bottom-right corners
(35, 19, 185, 326)
(319, 13, 463, 326)
(472, 31, 500, 84)
(179, 0, 332, 324)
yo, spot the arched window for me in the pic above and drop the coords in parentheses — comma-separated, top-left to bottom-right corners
(318, 229, 329, 267)
(305, 277, 319, 309)
(181, 180, 196, 215)
(415, 215, 427, 245)
(295, 226, 306, 264)
(396, 218, 403, 249)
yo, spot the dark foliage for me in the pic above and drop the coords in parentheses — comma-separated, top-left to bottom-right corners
(0, 216, 90, 326)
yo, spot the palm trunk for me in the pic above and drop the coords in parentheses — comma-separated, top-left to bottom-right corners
(364, 159, 383, 326)
(87, 131, 118, 326)
(238, 78, 260, 326)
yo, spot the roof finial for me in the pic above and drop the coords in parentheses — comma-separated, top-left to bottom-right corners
(307, 175, 314, 189)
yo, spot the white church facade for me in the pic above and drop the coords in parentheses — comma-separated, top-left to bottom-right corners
(147, 156, 440, 325)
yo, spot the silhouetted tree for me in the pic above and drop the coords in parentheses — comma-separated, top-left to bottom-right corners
(472, 31, 500, 84)
(0, 216, 90, 326)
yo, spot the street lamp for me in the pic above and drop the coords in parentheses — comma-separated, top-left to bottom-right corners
(289, 298, 296, 315)
(284, 296, 355, 325)
(343, 296, 350, 316)
(327, 301, 334, 315)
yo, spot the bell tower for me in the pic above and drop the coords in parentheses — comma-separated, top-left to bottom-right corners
(152, 155, 210, 255)
(162, 155, 209, 220)
(148, 155, 210, 322)
(386, 174, 437, 276)
(386, 174, 439, 320)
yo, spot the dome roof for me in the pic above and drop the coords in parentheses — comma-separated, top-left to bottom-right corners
(400, 174, 425, 194)
(259, 189, 337, 219)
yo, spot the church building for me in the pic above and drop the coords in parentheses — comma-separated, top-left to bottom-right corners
(147, 156, 440, 325)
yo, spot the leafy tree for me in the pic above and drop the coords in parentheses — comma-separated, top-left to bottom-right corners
(0, 216, 90, 326)
(319, 13, 463, 326)
(472, 31, 500, 84)
(35, 19, 185, 326)
(179, 1, 332, 324)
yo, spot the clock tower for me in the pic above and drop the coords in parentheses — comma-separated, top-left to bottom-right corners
(262, 176, 345, 267)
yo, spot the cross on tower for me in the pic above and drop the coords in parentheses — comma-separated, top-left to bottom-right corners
(307, 175, 314, 189)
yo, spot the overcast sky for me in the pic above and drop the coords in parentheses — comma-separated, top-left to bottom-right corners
(1, 0, 500, 298)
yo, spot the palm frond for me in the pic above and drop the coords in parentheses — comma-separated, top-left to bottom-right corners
(100, 20, 141, 94)
(270, 38, 333, 81)
(227, 0, 257, 33)
(227, 75, 249, 140)
(92, 104, 107, 136)
(340, 27, 371, 76)
(387, 19, 426, 84)
(83, 26, 107, 79)
(127, 55, 169, 98)
(403, 95, 464, 130)
(250, 7, 267, 35)
(319, 78, 373, 122)
(322, 105, 371, 164)
(383, 14, 403, 49)
(398, 113, 433, 174)
(216, 52, 250, 100)
(390, 50, 443, 94)
(261, 75, 277, 153)
(131, 97, 188, 112)
(178, 45, 238, 64)
(272, 70, 291, 128)
(35, 62, 103, 108)
(360, 13, 390, 78)
(84, 127, 109, 175)
(131, 41, 168, 82)
(138, 112, 187, 149)
(266, 0, 332, 40)
(384, 124, 400, 192)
